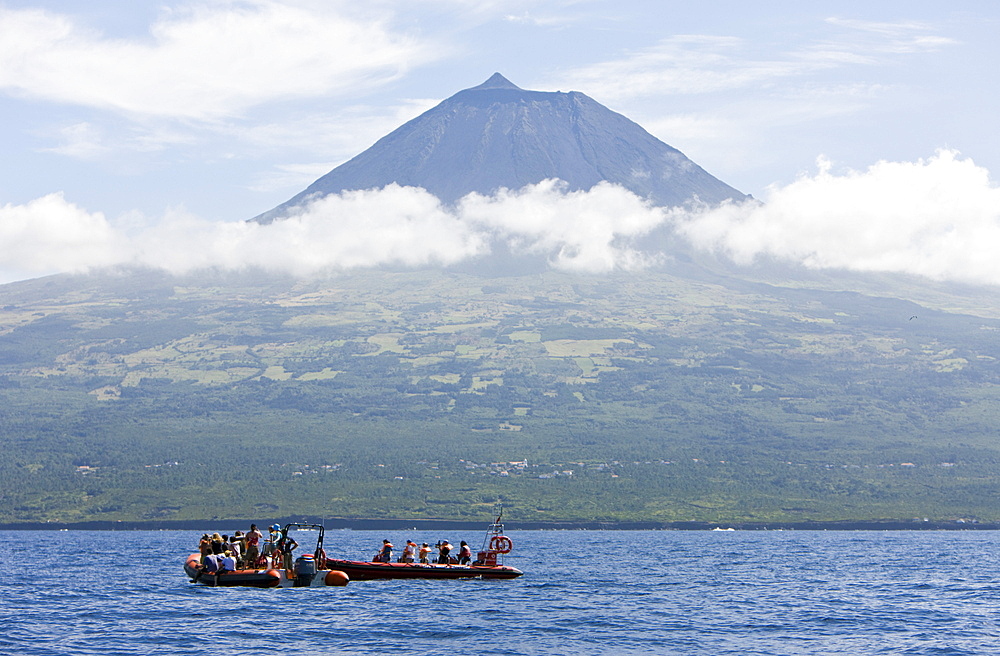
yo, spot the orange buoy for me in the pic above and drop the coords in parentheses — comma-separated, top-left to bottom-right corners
(324, 569, 350, 586)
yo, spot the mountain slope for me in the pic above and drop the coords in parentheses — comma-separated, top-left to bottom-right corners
(3, 267, 1000, 525)
(254, 73, 746, 222)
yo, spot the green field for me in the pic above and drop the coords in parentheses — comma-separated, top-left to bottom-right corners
(2, 264, 1000, 525)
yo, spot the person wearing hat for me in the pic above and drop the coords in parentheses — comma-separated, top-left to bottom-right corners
(218, 550, 237, 575)
(262, 524, 281, 565)
(376, 539, 393, 563)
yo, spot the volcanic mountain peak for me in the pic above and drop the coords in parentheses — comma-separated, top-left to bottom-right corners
(467, 72, 522, 90)
(253, 74, 746, 223)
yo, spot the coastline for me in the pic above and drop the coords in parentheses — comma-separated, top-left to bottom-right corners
(0, 518, 995, 531)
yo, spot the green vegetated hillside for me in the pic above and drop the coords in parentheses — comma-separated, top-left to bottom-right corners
(2, 264, 1000, 526)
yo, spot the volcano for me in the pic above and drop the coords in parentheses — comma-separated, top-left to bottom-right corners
(253, 73, 746, 223)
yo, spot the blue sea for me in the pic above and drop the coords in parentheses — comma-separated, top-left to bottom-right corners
(3, 529, 1000, 655)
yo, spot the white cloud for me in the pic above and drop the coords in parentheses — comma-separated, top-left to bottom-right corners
(0, 2, 437, 120)
(0, 193, 127, 277)
(822, 18, 958, 54)
(554, 35, 814, 99)
(0, 181, 666, 282)
(41, 122, 111, 160)
(554, 20, 956, 103)
(676, 150, 1000, 285)
(6, 153, 1000, 286)
(459, 180, 664, 271)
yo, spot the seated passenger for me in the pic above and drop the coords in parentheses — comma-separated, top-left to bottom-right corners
(437, 540, 453, 564)
(218, 551, 237, 575)
(376, 539, 393, 563)
(458, 540, 472, 565)
(400, 540, 416, 563)
(419, 543, 431, 563)
(202, 553, 220, 574)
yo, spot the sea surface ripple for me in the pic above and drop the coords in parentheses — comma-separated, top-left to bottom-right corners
(3, 529, 1000, 655)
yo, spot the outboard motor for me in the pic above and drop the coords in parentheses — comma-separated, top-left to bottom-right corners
(293, 554, 316, 586)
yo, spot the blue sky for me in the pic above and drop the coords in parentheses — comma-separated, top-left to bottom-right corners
(1, 1, 999, 283)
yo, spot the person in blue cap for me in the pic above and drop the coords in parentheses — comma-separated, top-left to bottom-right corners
(263, 524, 282, 565)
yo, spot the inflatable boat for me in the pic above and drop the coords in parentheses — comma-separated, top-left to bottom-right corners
(320, 557, 522, 580)
(185, 506, 521, 585)
(185, 523, 349, 587)
(322, 505, 522, 580)
(184, 552, 349, 587)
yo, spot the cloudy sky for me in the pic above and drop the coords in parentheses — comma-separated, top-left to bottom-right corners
(1, 0, 999, 284)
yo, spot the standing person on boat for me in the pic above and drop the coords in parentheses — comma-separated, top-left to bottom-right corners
(230, 531, 245, 566)
(376, 539, 393, 563)
(400, 540, 416, 563)
(457, 540, 472, 565)
(278, 531, 298, 570)
(437, 540, 453, 564)
(198, 534, 212, 565)
(419, 543, 432, 563)
(210, 532, 224, 555)
(244, 524, 263, 567)
(264, 524, 281, 563)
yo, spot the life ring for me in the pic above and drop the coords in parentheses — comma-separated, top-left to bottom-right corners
(489, 535, 513, 554)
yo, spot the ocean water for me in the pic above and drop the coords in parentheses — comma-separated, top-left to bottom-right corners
(3, 529, 1000, 655)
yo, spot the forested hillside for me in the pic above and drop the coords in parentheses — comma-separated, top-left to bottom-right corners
(3, 265, 1000, 525)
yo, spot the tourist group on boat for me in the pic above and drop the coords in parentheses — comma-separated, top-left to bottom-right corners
(375, 538, 474, 564)
(186, 506, 523, 584)
(196, 523, 295, 575)
(194, 524, 482, 577)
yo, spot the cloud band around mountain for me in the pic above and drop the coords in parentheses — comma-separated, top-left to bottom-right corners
(2, 151, 999, 286)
